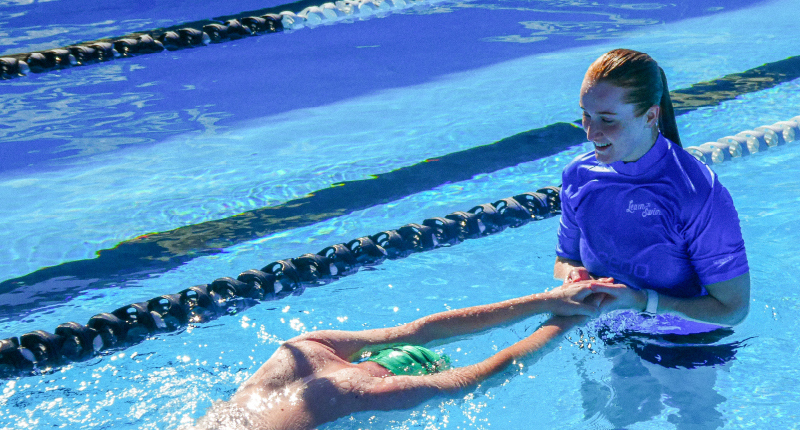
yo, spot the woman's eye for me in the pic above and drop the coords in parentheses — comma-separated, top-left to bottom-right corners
(601, 118, 613, 124)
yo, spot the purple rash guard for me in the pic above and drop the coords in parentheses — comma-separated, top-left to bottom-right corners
(556, 134, 749, 299)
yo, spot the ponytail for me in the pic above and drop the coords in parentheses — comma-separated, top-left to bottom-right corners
(658, 67, 681, 147)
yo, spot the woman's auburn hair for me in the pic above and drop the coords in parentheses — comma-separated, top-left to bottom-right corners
(587, 49, 681, 147)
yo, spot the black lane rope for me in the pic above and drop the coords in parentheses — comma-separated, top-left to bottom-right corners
(0, 0, 424, 79)
(3, 55, 800, 304)
(1, 114, 798, 378)
(0, 185, 562, 378)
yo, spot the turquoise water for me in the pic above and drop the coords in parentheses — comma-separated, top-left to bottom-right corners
(2, 0, 800, 428)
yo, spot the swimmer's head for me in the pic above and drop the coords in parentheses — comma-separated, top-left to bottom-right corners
(365, 344, 451, 376)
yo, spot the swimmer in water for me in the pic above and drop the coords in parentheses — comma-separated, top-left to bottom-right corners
(191, 278, 617, 430)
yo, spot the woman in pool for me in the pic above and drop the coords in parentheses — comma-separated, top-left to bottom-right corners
(554, 48, 750, 326)
(192, 278, 616, 430)
(554, 48, 751, 429)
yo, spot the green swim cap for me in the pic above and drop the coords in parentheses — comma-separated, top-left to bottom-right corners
(366, 344, 451, 376)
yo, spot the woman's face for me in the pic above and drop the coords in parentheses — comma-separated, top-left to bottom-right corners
(579, 79, 659, 164)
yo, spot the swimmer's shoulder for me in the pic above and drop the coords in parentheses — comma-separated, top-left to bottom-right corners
(287, 366, 392, 425)
(244, 336, 348, 390)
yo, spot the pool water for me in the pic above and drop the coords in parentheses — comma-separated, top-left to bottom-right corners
(2, 0, 800, 428)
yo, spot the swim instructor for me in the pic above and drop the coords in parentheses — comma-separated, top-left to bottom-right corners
(191, 279, 617, 430)
(554, 49, 750, 326)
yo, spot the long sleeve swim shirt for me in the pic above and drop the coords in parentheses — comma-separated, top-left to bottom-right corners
(556, 134, 749, 298)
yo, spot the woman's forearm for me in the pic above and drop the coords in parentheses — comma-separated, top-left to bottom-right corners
(657, 272, 750, 326)
(592, 272, 751, 327)
(658, 295, 747, 326)
(662, 278, 750, 327)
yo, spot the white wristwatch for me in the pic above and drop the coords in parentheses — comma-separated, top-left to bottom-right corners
(645, 289, 659, 315)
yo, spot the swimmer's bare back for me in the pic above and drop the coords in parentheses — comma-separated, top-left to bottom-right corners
(227, 337, 455, 430)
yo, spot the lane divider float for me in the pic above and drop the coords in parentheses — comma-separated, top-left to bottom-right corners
(685, 117, 800, 164)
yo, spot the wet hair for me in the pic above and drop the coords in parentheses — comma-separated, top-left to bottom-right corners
(586, 49, 681, 147)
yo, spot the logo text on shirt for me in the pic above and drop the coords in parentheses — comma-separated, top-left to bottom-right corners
(626, 200, 662, 217)
(713, 255, 735, 267)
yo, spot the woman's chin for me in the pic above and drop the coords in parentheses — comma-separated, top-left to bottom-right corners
(594, 145, 615, 163)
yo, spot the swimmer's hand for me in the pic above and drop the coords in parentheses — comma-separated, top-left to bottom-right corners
(544, 279, 617, 317)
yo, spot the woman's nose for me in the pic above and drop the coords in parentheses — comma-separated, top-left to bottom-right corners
(584, 120, 602, 141)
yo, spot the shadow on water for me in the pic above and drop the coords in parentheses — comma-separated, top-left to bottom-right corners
(0, 0, 769, 173)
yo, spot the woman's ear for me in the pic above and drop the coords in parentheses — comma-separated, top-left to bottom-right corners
(645, 105, 660, 128)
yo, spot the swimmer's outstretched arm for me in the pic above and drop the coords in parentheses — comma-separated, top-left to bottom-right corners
(295, 279, 615, 361)
(357, 315, 585, 411)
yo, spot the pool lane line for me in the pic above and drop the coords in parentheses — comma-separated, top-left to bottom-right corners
(1, 55, 800, 308)
(0, 0, 430, 79)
